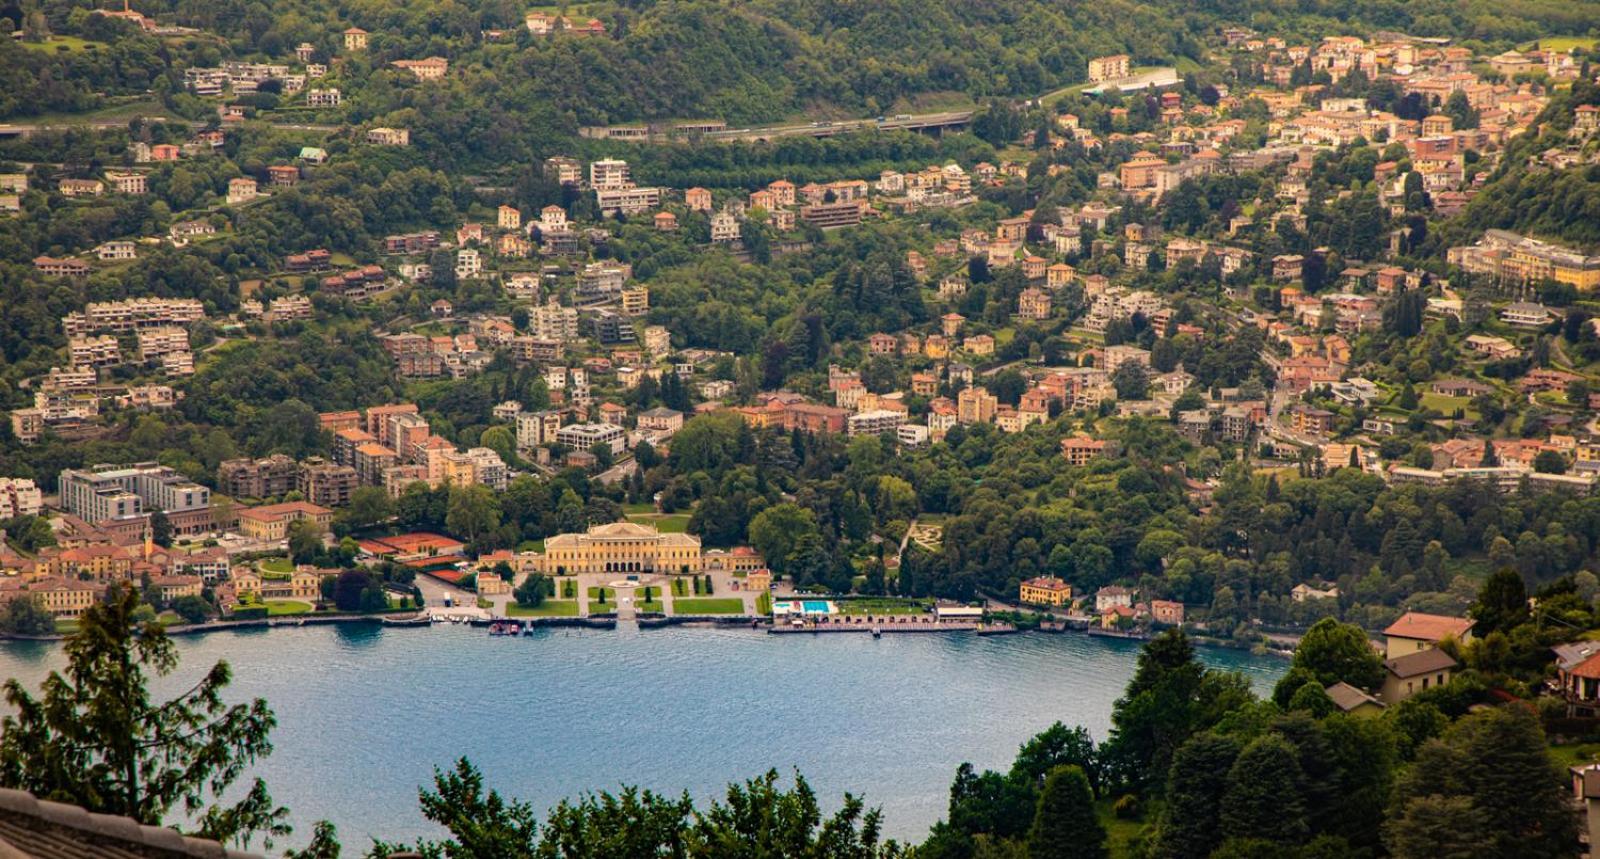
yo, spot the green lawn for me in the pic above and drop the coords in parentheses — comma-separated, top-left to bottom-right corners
(638, 599, 666, 613)
(1418, 393, 1475, 418)
(626, 513, 691, 533)
(672, 598, 745, 615)
(837, 598, 930, 616)
(260, 557, 295, 573)
(623, 502, 657, 514)
(1523, 37, 1599, 52)
(17, 96, 179, 127)
(587, 586, 616, 602)
(265, 600, 313, 616)
(18, 36, 104, 53)
(53, 619, 80, 635)
(757, 592, 773, 615)
(506, 600, 580, 617)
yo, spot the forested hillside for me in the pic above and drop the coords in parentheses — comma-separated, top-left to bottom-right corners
(7, 0, 1600, 124)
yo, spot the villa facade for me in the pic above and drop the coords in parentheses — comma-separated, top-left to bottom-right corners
(535, 521, 702, 574)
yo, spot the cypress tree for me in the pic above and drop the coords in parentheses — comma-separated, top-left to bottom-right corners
(1025, 765, 1107, 859)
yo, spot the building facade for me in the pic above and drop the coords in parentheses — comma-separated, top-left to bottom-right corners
(536, 521, 702, 574)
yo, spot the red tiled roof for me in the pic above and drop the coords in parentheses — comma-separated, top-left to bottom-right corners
(1384, 611, 1474, 642)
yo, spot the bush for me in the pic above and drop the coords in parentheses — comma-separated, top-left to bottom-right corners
(231, 606, 268, 620)
(171, 595, 212, 625)
(1113, 794, 1141, 820)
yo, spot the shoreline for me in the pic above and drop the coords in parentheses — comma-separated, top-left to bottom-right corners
(0, 611, 1298, 656)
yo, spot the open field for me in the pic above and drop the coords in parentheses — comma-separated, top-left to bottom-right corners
(626, 513, 691, 533)
(266, 600, 313, 616)
(18, 36, 104, 53)
(671, 598, 745, 615)
(1521, 37, 1599, 52)
(506, 601, 580, 617)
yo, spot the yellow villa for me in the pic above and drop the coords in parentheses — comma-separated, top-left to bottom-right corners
(536, 521, 702, 575)
(1020, 575, 1073, 607)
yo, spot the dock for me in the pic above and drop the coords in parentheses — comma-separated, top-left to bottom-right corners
(769, 620, 987, 634)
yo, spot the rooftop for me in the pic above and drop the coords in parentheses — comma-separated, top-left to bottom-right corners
(1383, 611, 1474, 642)
(1385, 648, 1458, 679)
(0, 787, 260, 859)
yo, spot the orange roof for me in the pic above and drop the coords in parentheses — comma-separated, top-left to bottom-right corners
(239, 501, 331, 522)
(1571, 651, 1600, 680)
(359, 532, 465, 555)
(1384, 611, 1474, 642)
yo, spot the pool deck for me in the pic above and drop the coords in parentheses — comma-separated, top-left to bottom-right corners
(770, 620, 1013, 635)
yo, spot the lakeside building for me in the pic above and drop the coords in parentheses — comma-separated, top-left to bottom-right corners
(534, 521, 702, 574)
(1019, 575, 1073, 607)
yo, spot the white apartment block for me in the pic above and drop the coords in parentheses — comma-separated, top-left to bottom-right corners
(0, 477, 43, 519)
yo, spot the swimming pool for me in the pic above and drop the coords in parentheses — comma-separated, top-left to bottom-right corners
(773, 600, 836, 616)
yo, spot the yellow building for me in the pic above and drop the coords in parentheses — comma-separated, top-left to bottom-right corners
(233, 569, 323, 601)
(703, 546, 765, 573)
(20, 577, 107, 617)
(151, 574, 203, 603)
(744, 568, 773, 591)
(1020, 575, 1073, 607)
(537, 521, 702, 574)
(237, 501, 334, 541)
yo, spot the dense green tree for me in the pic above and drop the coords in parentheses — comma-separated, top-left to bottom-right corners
(1471, 569, 1530, 636)
(1220, 734, 1308, 844)
(1025, 766, 1105, 859)
(1387, 705, 1579, 859)
(1283, 618, 1385, 690)
(515, 573, 552, 608)
(1153, 732, 1241, 859)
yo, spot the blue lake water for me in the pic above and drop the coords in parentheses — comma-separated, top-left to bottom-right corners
(0, 624, 1284, 851)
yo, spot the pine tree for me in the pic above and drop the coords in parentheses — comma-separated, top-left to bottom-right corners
(1025, 765, 1106, 859)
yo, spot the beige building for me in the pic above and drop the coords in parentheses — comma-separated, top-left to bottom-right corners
(536, 521, 702, 574)
(1381, 648, 1456, 703)
(1383, 611, 1474, 658)
(237, 501, 334, 541)
(1088, 54, 1131, 83)
(13, 577, 107, 618)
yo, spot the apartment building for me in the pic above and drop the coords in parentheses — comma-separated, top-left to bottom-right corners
(1088, 54, 1131, 82)
(1448, 229, 1600, 291)
(595, 186, 661, 216)
(62, 298, 204, 336)
(298, 457, 359, 507)
(800, 200, 864, 229)
(555, 422, 626, 454)
(59, 463, 209, 523)
(589, 159, 631, 189)
(217, 454, 299, 499)
(0, 477, 43, 519)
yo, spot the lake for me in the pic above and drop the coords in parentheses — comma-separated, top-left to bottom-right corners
(0, 624, 1284, 850)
